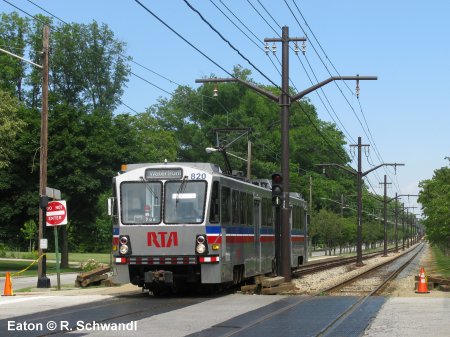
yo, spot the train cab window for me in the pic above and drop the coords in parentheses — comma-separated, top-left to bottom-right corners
(209, 181, 220, 223)
(164, 180, 206, 224)
(221, 186, 231, 225)
(121, 181, 162, 225)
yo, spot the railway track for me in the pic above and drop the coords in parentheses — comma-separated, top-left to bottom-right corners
(314, 243, 425, 336)
(323, 243, 423, 296)
(292, 248, 397, 278)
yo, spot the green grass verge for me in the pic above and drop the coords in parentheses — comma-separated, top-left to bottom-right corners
(1, 251, 111, 264)
(431, 245, 450, 278)
(44, 252, 111, 264)
(0, 252, 111, 278)
(0, 259, 82, 277)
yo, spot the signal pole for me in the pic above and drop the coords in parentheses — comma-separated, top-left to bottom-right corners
(196, 27, 377, 280)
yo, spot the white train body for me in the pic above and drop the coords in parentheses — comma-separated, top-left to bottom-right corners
(110, 162, 307, 292)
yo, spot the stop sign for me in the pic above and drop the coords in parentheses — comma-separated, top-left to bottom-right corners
(46, 200, 68, 226)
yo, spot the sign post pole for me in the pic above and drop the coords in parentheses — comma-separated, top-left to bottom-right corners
(54, 226, 60, 290)
(46, 199, 67, 291)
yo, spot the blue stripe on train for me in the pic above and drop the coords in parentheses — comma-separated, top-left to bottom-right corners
(206, 226, 275, 235)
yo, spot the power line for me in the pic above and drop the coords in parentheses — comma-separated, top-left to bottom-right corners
(183, 0, 278, 88)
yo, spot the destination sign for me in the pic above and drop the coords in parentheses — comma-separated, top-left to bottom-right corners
(145, 168, 183, 180)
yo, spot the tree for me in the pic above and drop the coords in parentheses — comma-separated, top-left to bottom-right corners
(20, 219, 37, 252)
(418, 158, 450, 254)
(0, 89, 25, 168)
(0, 12, 29, 99)
(311, 209, 341, 255)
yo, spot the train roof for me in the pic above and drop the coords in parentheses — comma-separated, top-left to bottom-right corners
(121, 162, 222, 174)
(118, 161, 307, 204)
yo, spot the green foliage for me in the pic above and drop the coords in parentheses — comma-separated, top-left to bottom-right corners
(20, 219, 37, 252)
(81, 258, 103, 272)
(0, 89, 25, 168)
(0, 13, 379, 254)
(419, 158, 450, 251)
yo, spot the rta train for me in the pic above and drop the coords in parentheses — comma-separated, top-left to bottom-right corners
(109, 162, 308, 294)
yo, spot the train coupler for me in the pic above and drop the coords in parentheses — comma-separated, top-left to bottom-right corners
(144, 270, 173, 285)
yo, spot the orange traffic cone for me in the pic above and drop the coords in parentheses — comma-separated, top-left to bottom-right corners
(2, 272, 14, 296)
(415, 267, 430, 294)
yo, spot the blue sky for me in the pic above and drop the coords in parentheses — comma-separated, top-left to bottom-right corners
(3, 0, 449, 216)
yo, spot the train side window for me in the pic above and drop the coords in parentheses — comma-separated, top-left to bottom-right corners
(209, 181, 220, 223)
(247, 193, 253, 227)
(221, 186, 231, 225)
(262, 197, 272, 227)
(292, 205, 302, 229)
(232, 190, 240, 225)
(240, 191, 247, 226)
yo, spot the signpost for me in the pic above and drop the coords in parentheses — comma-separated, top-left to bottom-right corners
(46, 200, 68, 290)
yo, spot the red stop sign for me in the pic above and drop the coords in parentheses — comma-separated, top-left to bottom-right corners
(46, 200, 67, 226)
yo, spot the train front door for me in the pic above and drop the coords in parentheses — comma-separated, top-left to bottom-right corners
(253, 198, 261, 273)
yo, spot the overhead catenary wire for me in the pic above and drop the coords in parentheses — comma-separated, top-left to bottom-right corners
(285, 0, 402, 195)
(13, 1, 400, 197)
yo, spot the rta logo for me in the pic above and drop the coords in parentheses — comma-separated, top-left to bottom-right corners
(147, 232, 179, 248)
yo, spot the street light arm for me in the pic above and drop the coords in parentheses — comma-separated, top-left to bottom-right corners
(362, 163, 404, 177)
(316, 163, 357, 176)
(196, 77, 279, 102)
(387, 194, 419, 203)
(291, 76, 377, 102)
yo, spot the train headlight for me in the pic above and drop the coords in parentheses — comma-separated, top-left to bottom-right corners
(195, 234, 209, 254)
(196, 243, 206, 254)
(118, 235, 131, 255)
(119, 244, 129, 255)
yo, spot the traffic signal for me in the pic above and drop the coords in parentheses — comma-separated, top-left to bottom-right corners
(271, 173, 283, 207)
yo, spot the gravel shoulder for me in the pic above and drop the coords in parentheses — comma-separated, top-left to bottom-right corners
(292, 242, 450, 298)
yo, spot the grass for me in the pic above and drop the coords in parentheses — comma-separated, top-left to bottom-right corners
(431, 245, 450, 278)
(0, 259, 82, 277)
(0, 252, 110, 277)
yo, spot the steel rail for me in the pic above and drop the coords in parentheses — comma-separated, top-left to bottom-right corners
(315, 243, 424, 337)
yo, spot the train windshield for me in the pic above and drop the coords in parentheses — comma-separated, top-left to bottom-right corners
(121, 181, 162, 225)
(164, 180, 206, 224)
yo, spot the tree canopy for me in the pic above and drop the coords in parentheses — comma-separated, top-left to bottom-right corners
(418, 158, 450, 253)
(0, 12, 401, 254)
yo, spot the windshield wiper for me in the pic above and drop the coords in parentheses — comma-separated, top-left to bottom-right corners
(140, 176, 158, 199)
(175, 176, 188, 207)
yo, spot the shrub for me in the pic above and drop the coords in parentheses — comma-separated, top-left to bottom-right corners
(81, 259, 103, 272)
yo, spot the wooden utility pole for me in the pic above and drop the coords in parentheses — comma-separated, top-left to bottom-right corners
(37, 25, 50, 288)
(380, 175, 392, 256)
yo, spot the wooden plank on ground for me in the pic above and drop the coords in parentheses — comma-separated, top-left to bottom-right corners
(261, 282, 295, 295)
(76, 266, 111, 282)
(81, 274, 108, 287)
(261, 276, 285, 288)
(254, 275, 264, 285)
(241, 284, 260, 293)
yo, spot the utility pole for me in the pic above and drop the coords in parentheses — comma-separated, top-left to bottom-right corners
(318, 137, 403, 266)
(0, 27, 49, 287)
(404, 207, 417, 248)
(196, 27, 377, 281)
(390, 193, 418, 252)
(37, 25, 50, 288)
(379, 175, 392, 256)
